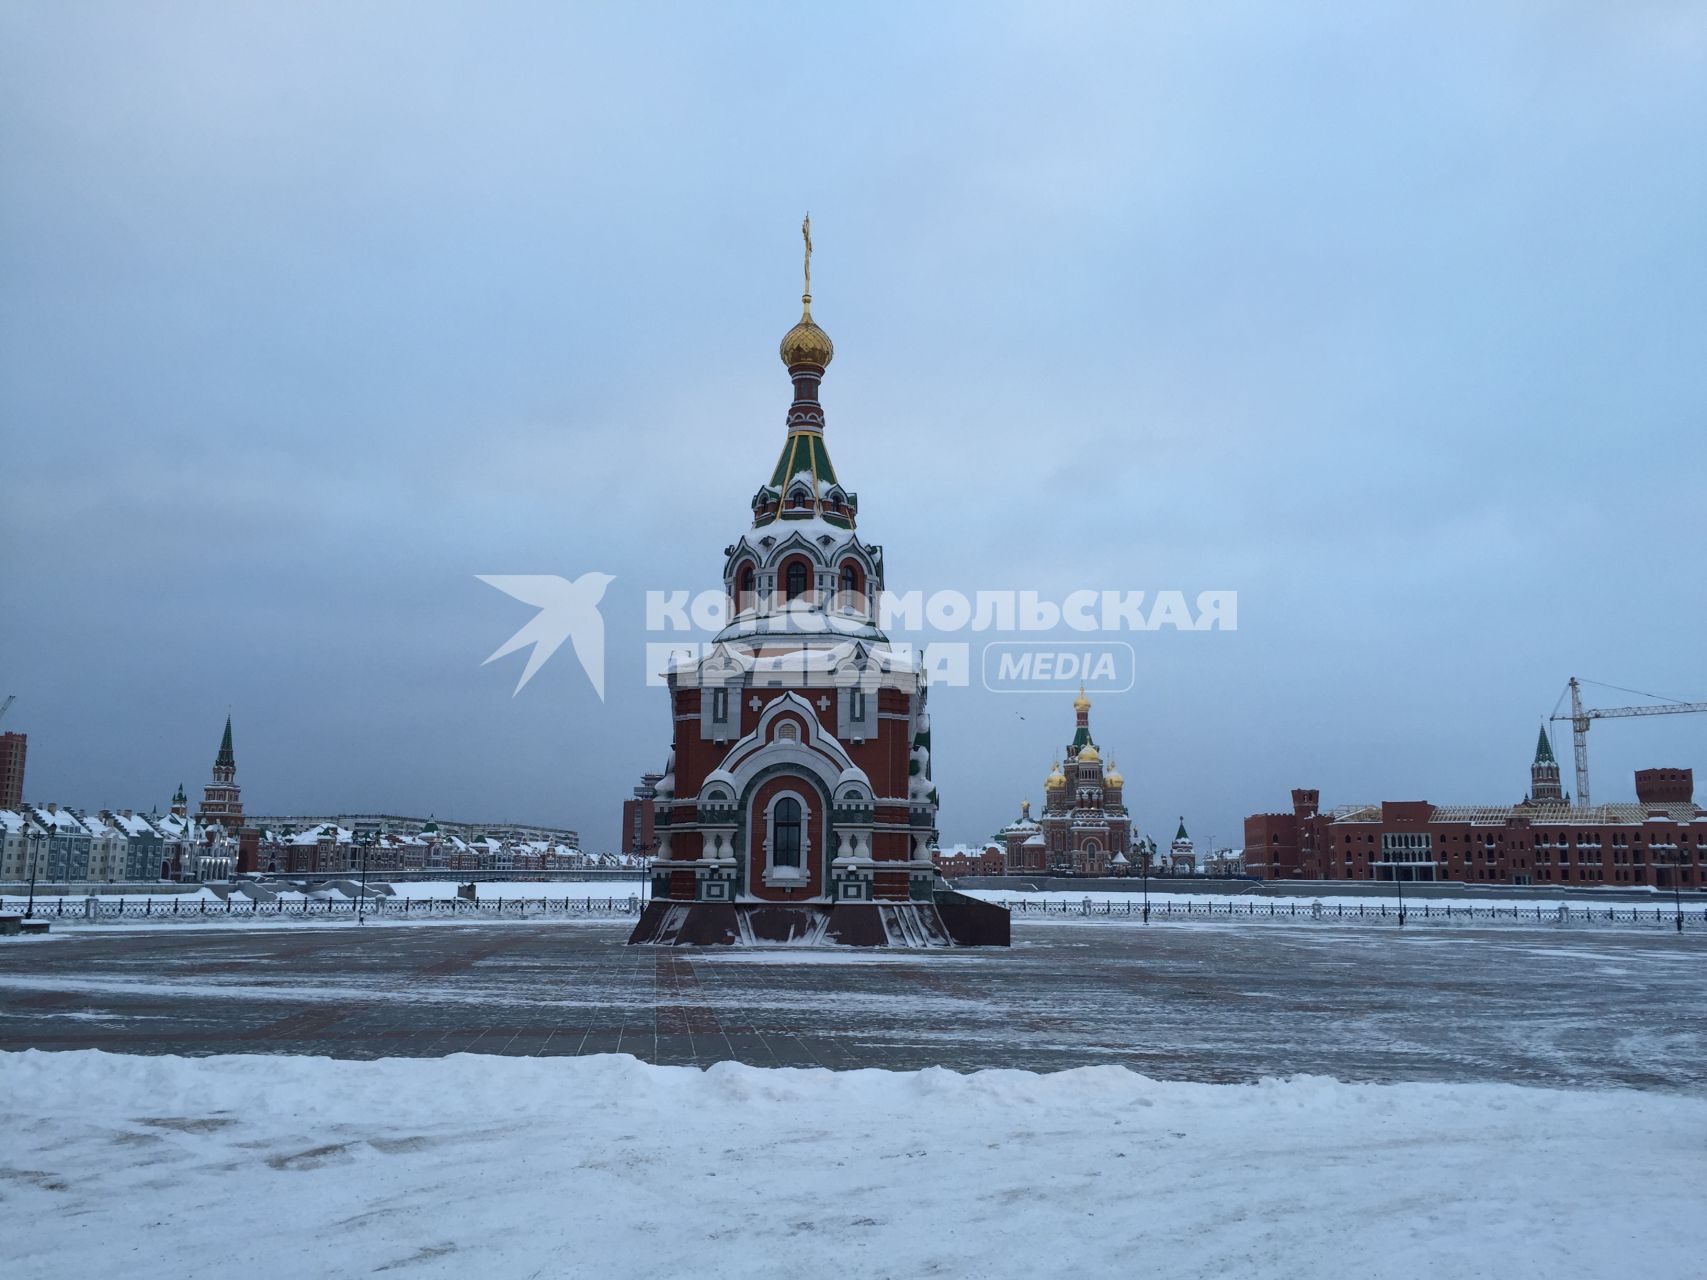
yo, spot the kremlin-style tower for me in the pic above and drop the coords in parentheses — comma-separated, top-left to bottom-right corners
(1525, 726, 1567, 807)
(195, 715, 244, 833)
(630, 222, 977, 946)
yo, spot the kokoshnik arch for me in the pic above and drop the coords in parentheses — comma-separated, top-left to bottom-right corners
(628, 220, 1006, 947)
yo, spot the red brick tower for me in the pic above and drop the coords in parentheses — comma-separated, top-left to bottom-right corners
(628, 221, 992, 947)
(0, 731, 25, 810)
(196, 715, 245, 833)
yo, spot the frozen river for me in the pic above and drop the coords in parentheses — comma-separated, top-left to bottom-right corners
(2, 919, 1703, 1089)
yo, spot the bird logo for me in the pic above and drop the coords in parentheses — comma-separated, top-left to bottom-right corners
(477, 572, 616, 698)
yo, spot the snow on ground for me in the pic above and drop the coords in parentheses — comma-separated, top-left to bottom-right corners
(2, 1051, 1699, 1280)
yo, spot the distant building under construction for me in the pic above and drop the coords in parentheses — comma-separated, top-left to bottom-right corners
(1246, 732, 1704, 888)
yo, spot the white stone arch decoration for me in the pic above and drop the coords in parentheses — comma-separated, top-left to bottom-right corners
(761, 531, 827, 573)
(833, 774, 873, 806)
(701, 691, 862, 801)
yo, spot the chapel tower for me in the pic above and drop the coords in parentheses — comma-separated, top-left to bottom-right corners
(627, 221, 980, 946)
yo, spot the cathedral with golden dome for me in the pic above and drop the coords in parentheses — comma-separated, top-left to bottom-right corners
(998, 688, 1137, 875)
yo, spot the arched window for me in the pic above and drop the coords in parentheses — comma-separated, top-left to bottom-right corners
(839, 563, 859, 598)
(737, 564, 755, 609)
(785, 561, 809, 600)
(772, 797, 802, 867)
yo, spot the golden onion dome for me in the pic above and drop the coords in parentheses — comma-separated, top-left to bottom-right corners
(1045, 762, 1066, 789)
(1078, 744, 1101, 764)
(780, 296, 834, 369)
(1073, 685, 1091, 712)
(1105, 762, 1124, 787)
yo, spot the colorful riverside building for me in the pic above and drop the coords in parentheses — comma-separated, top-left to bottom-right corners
(630, 224, 1003, 947)
(1245, 731, 1706, 887)
(997, 689, 1135, 876)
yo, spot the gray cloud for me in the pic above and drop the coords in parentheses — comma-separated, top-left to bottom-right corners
(2, 2, 1704, 848)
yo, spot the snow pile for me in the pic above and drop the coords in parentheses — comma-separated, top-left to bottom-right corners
(2, 1051, 1701, 1279)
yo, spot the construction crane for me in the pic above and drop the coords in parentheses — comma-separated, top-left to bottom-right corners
(1549, 677, 1707, 807)
(0, 694, 12, 725)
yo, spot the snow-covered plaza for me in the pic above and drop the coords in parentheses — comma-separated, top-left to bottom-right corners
(3, 918, 1703, 1084)
(5, 920, 1706, 1278)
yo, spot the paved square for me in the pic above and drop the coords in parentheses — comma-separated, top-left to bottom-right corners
(2, 920, 1703, 1088)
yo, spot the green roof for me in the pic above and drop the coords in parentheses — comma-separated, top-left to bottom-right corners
(215, 715, 235, 769)
(769, 430, 839, 491)
(1533, 726, 1556, 766)
(1175, 818, 1189, 840)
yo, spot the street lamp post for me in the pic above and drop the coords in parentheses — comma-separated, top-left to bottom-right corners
(638, 838, 657, 907)
(1141, 839, 1151, 924)
(26, 829, 44, 918)
(357, 831, 372, 925)
(1670, 847, 1685, 935)
(1395, 865, 1407, 927)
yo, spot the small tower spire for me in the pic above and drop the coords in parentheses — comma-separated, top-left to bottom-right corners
(763, 216, 847, 529)
(1533, 724, 1556, 765)
(216, 714, 235, 771)
(1529, 723, 1565, 805)
(1070, 687, 1094, 751)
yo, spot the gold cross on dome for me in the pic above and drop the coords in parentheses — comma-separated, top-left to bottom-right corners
(802, 213, 813, 297)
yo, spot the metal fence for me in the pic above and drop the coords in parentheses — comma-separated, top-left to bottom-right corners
(5, 893, 1699, 930)
(0, 895, 643, 922)
(1008, 898, 1705, 927)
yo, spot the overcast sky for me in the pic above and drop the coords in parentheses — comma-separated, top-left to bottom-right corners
(3, 2, 1704, 850)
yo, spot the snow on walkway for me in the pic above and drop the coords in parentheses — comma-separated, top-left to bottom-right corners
(2, 1051, 1699, 1280)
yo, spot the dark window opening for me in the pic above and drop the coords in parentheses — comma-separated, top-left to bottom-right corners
(772, 797, 802, 868)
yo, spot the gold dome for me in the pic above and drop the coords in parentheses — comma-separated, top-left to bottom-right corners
(1078, 744, 1101, 764)
(780, 296, 834, 369)
(1105, 762, 1124, 787)
(1045, 762, 1066, 789)
(1073, 685, 1091, 712)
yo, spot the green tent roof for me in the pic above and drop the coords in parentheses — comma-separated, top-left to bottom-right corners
(769, 430, 839, 491)
(1533, 726, 1556, 765)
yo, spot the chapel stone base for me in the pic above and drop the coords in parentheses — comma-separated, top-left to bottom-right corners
(627, 892, 1009, 948)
